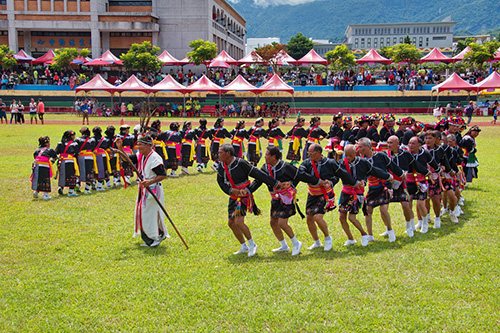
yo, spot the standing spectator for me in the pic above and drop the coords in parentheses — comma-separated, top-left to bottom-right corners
(127, 101, 134, 116)
(17, 100, 25, 124)
(32, 69, 38, 85)
(37, 98, 45, 125)
(10, 99, 18, 124)
(120, 102, 127, 117)
(491, 100, 498, 125)
(0, 98, 7, 124)
(464, 101, 475, 125)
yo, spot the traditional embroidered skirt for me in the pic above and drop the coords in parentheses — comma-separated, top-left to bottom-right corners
(31, 163, 51, 192)
(58, 159, 78, 188)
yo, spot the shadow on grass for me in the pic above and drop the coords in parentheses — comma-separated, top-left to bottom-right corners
(116, 243, 169, 258)
(225, 208, 473, 264)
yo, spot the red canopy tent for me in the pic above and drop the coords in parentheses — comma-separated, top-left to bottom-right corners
(432, 73, 478, 93)
(83, 58, 114, 66)
(222, 75, 261, 94)
(14, 49, 35, 62)
(452, 46, 472, 63)
(356, 49, 392, 65)
(157, 50, 181, 66)
(99, 50, 123, 65)
(184, 75, 223, 94)
(419, 48, 452, 63)
(294, 49, 328, 65)
(151, 74, 188, 94)
(114, 75, 155, 94)
(212, 50, 238, 65)
(273, 50, 297, 66)
(235, 51, 265, 66)
(257, 74, 294, 95)
(178, 57, 191, 65)
(474, 71, 500, 92)
(208, 60, 231, 68)
(75, 74, 116, 93)
(32, 50, 56, 64)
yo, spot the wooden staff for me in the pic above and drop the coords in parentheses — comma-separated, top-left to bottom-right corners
(111, 147, 189, 250)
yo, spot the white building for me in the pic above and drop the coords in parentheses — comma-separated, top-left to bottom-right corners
(0, 0, 246, 60)
(345, 21, 456, 53)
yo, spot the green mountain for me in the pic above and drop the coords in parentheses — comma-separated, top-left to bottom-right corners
(231, 0, 500, 42)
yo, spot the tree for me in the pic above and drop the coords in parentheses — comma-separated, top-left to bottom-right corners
(0, 45, 17, 70)
(464, 41, 500, 69)
(404, 35, 412, 44)
(254, 43, 287, 73)
(287, 32, 313, 60)
(391, 43, 421, 69)
(455, 37, 474, 55)
(120, 41, 162, 72)
(325, 44, 356, 71)
(378, 46, 394, 60)
(186, 39, 217, 66)
(51, 48, 90, 73)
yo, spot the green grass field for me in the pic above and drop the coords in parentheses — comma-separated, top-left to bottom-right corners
(0, 114, 499, 331)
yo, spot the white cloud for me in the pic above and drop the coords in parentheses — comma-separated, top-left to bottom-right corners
(228, 0, 319, 7)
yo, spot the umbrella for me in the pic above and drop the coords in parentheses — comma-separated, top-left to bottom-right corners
(83, 58, 114, 66)
(208, 60, 231, 68)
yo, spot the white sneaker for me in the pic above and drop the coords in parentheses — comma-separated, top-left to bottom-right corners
(248, 244, 258, 257)
(434, 216, 441, 229)
(459, 197, 465, 206)
(440, 207, 449, 216)
(324, 236, 333, 252)
(33, 191, 38, 199)
(233, 246, 249, 255)
(308, 241, 322, 250)
(388, 229, 396, 242)
(150, 238, 163, 247)
(406, 223, 414, 238)
(181, 167, 189, 175)
(379, 229, 389, 237)
(84, 190, 91, 194)
(197, 166, 204, 173)
(272, 246, 290, 252)
(169, 172, 179, 178)
(211, 164, 218, 172)
(292, 241, 302, 256)
(344, 239, 357, 246)
(361, 235, 370, 247)
(368, 235, 375, 242)
(421, 218, 429, 234)
(42, 195, 51, 200)
(416, 220, 423, 229)
(96, 187, 105, 192)
(125, 177, 131, 185)
(459, 207, 464, 215)
(450, 212, 459, 223)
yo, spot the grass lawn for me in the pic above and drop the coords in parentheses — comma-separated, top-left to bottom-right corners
(0, 114, 499, 331)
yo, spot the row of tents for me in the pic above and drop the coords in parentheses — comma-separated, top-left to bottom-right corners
(14, 46, 500, 68)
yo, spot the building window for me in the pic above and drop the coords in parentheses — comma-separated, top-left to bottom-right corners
(393, 37, 397, 44)
(380, 39, 384, 47)
(109, 1, 152, 5)
(367, 38, 371, 47)
(433, 36, 446, 40)
(386, 37, 390, 45)
(412, 37, 416, 44)
(361, 38, 365, 48)
(426, 37, 429, 46)
(354, 38, 358, 48)
(399, 37, 403, 43)
(419, 37, 423, 47)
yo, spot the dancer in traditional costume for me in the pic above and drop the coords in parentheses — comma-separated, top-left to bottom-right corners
(379, 114, 396, 149)
(386, 135, 429, 237)
(402, 120, 424, 146)
(116, 135, 169, 247)
(406, 136, 441, 234)
(267, 118, 286, 152)
(395, 117, 410, 140)
(358, 138, 402, 243)
(216, 143, 281, 257)
(338, 144, 391, 246)
(194, 118, 212, 173)
(302, 117, 328, 161)
(326, 112, 344, 159)
(367, 113, 381, 147)
(355, 115, 370, 141)
(104, 126, 121, 187)
(247, 117, 268, 166)
(75, 127, 97, 194)
(180, 121, 197, 175)
(251, 146, 322, 255)
(341, 116, 356, 147)
(440, 133, 461, 223)
(461, 125, 481, 183)
(299, 143, 359, 251)
(92, 126, 112, 191)
(210, 117, 232, 171)
(149, 120, 167, 167)
(116, 124, 135, 185)
(230, 120, 249, 159)
(164, 122, 182, 178)
(31, 136, 57, 200)
(285, 117, 308, 164)
(55, 130, 79, 197)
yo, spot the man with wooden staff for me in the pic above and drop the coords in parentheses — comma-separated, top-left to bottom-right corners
(115, 134, 170, 247)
